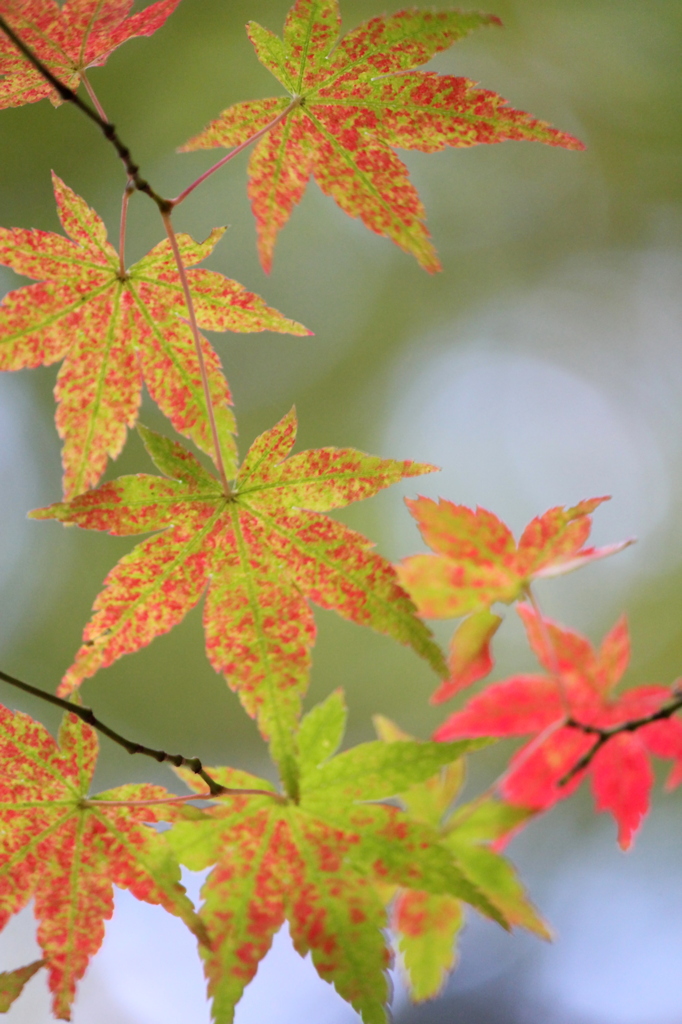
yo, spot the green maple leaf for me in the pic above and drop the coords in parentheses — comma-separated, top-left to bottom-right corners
(0, 960, 44, 1012)
(181, 0, 584, 272)
(0, 705, 203, 1020)
(0, 174, 308, 498)
(170, 690, 498, 1024)
(374, 714, 549, 1002)
(32, 411, 446, 789)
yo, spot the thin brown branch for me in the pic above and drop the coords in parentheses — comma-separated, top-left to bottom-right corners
(560, 692, 682, 785)
(0, 667, 226, 796)
(0, 14, 170, 212)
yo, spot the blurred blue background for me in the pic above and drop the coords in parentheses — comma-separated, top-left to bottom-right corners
(1, 0, 681, 1020)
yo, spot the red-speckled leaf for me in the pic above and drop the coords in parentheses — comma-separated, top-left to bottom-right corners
(241, 417, 437, 511)
(0, 0, 181, 109)
(173, 802, 391, 1024)
(0, 174, 309, 498)
(392, 889, 463, 1001)
(0, 960, 44, 1011)
(181, 1, 583, 272)
(328, 8, 499, 77)
(437, 604, 682, 848)
(398, 496, 630, 619)
(169, 703, 509, 1024)
(31, 415, 444, 783)
(0, 706, 202, 1020)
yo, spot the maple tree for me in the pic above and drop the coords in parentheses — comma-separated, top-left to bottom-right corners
(0, 0, 676, 1020)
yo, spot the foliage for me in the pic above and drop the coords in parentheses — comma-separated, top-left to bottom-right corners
(436, 604, 682, 849)
(0, 0, 675, 1021)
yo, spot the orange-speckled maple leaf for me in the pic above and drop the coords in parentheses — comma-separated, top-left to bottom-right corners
(181, 1, 584, 273)
(0, 704, 203, 1020)
(0, 0, 181, 109)
(169, 692, 500, 1024)
(397, 496, 633, 703)
(31, 411, 446, 785)
(0, 173, 308, 499)
(373, 714, 547, 1001)
(436, 604, 682, 849)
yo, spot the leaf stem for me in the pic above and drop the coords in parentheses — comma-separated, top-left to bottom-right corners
(0, 14, 171, 212)
(85, 788, 284, 808)
(80, 70, 108, 122)
(561, 691, 682, 785)
(160, 212, 231, 495)
(118, 181, 134, 278)
(170, 99, 300, 208)
(0, 667, 226, 796)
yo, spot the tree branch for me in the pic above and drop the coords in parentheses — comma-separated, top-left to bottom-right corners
(0, 667, 227, 796)
(0, 14, 170, 212)
(560, 691, 682, 785)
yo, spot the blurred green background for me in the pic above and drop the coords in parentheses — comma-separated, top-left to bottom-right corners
(0, 0, 681, 1018)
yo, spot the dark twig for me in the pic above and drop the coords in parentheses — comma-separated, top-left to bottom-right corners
(0, 667, 227, 796)
(0, 14, 170, 212)
(560, 691, 682, 785)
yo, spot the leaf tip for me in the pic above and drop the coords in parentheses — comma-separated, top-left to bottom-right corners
(28, 502, 65, 522)
(406, 462, 440, 478)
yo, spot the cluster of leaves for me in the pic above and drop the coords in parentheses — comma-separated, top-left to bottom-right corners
(398, 497, 682, 849)
(0, 1, 676, 1022)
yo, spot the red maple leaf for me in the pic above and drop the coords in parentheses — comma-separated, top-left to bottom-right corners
(0, 173, 307, 498)
(398, 496, 632, 702)
(0, 0, 181, 109)
(435, 603, 682, 848)
(0, 705, 203, 1020)
(181, 0, 583, 272)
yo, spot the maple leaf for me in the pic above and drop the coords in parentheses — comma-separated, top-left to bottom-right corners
(180, 1, 584, 273)
(31, 411, 447, 788)
(0, 960, 44, 1011)
(436, 603, 682, 848)
(169, 689, 500, 1024)
(397, 496, 633, 702)
(0, 173, 308, 499)
(0, 0, 181, 109)
(373, 714, 547, 1001)
(0, 704, 203, 1020)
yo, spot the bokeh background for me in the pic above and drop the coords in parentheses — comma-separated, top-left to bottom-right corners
(1, 0, 682, 1020)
